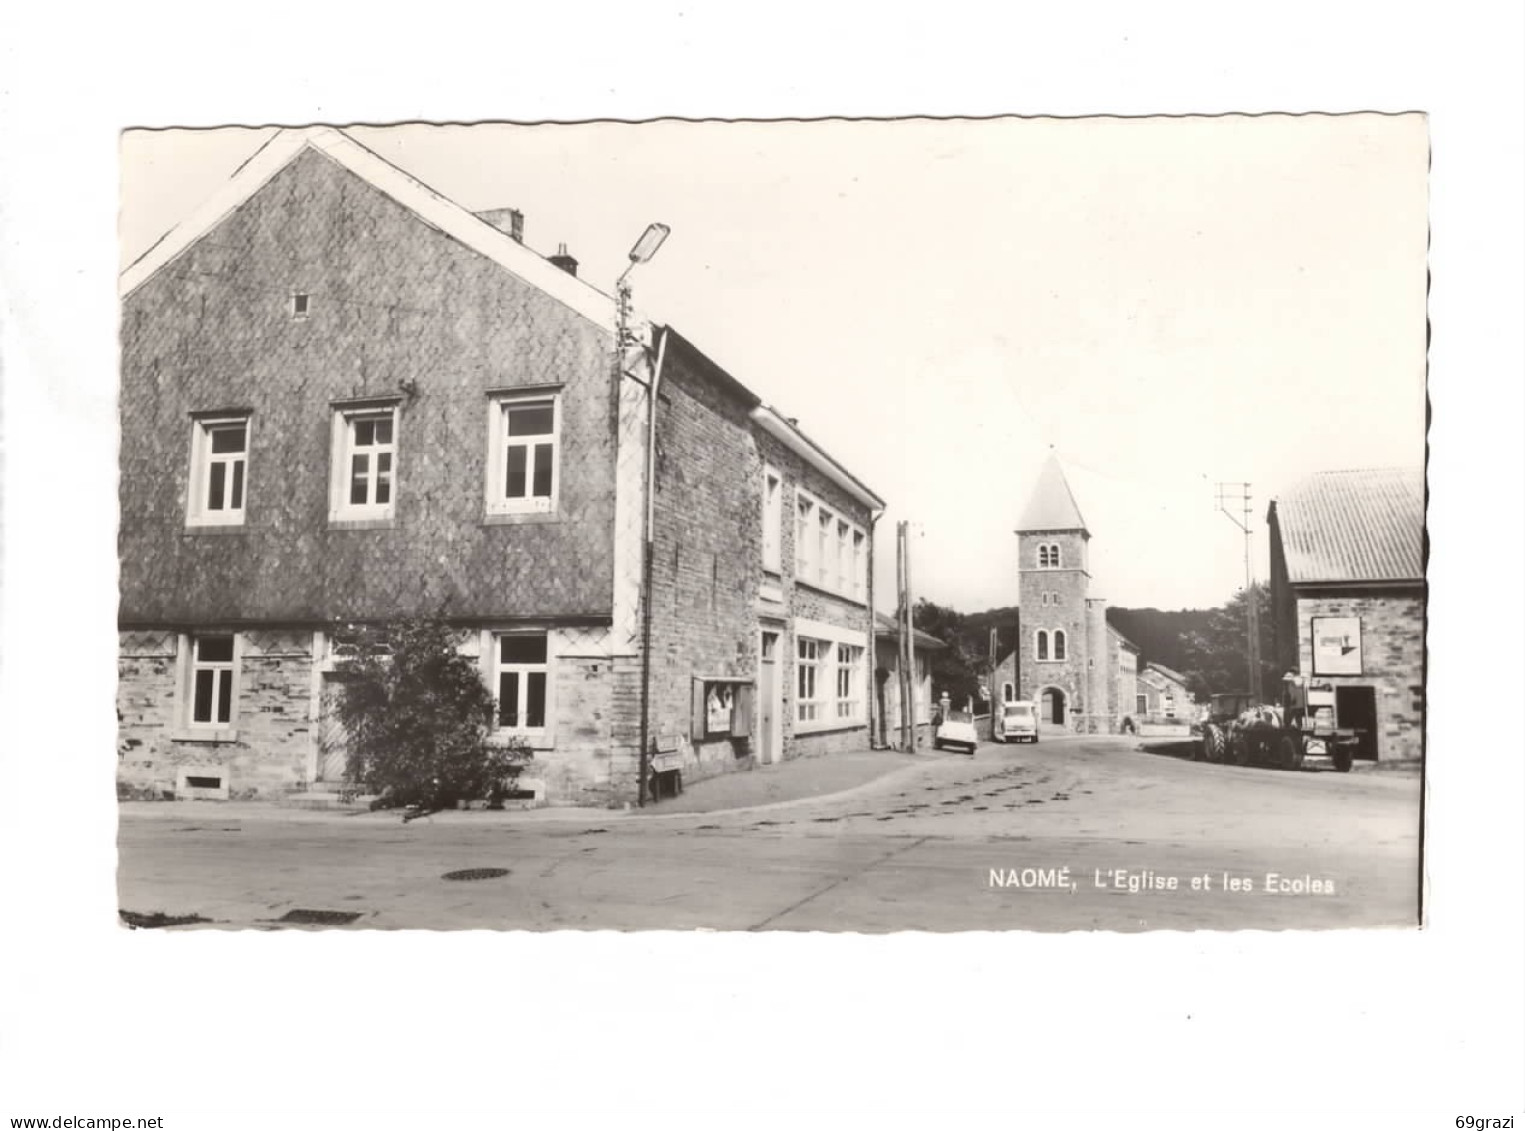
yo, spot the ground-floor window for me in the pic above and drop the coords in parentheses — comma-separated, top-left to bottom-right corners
(797, 637, 823, 722)
(494, 632, 548, 733)
(189, 634, 237, 726)
(834, 644, 864, 720)
(1136, 693, 1148, 715)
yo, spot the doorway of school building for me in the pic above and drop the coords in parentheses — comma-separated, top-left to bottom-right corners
(758, 629, 784, 765)
(1041, 687, 1067, 727)
(1335, 685, 1379, 760)
(316, 673, 353, 783)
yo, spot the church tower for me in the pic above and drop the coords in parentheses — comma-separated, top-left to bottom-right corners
(1014, 452, 1093, 730)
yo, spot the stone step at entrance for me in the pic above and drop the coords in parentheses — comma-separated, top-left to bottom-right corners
(280, 780, 376, 810)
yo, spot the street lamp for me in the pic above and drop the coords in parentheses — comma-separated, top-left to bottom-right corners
(614, 223, 670, 386)
(621, 222, 670, 283)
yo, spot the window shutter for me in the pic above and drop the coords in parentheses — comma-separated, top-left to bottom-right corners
(691, 678, 706, 742)
(732, 683, 755, 738)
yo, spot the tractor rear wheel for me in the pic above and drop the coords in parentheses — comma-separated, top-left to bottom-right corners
(1202, 724, 1225, 763)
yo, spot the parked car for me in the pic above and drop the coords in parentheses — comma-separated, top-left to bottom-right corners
(934, 709, 979, 755)
(994, 700, 1039, 743)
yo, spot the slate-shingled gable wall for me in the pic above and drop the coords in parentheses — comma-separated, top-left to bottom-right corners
(119, 145, 616, 625)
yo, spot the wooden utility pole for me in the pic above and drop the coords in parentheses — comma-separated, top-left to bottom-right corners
(1217, 482, 1262, 702)
(897, 520, 917, 751)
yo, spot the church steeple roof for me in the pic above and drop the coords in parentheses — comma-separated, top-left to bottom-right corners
(1016, 451, 1089, 535)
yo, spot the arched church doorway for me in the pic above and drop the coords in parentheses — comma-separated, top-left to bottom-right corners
(1040, 687, 1067, 727)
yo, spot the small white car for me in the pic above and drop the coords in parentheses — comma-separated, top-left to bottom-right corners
(934, 710, 979, 755)
(994, 700, 1039, 743)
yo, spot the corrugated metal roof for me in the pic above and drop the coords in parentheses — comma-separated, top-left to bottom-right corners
(1273, 467, 1425, 584)
(1016, 452, 1089, 533)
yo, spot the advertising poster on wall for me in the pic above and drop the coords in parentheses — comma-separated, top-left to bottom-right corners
(1312, 616, 1364, 676)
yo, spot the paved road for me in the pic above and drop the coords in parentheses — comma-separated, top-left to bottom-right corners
(117, 734, 1422, 931)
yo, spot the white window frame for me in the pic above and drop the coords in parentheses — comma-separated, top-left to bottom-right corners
(1035, 629, 1050, 661)
(486, 391, 561, 516)
(1003, 682, 1015, 704)
(852, 529, 867, 601)
(836, 519, 851, 593)
(797, 637, 823, 723)
(795, 494, 815, 580)
(762, 466, 783, 574)
(816, 507, 833, 588)
(330, 404, 398, 522)
(1038, 542, 1062, 569)
(834, 643, 864, 721)
(490, 631, 552, 738)
(794, 488, 868, 604)
(1137, 693, 1148, 715)
(186, 414, 251, 527)
(186, 632, 240, 730)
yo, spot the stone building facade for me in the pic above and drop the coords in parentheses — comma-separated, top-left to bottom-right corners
(1266, 467, 1425, 762)
(117, 126, 883, 806)
(1136, 662, 1197, 725)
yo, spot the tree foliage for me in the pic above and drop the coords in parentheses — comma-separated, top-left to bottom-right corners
(335, 618, 531, 811)
(1177, 585, 1279, 701)
(911, 599, 991, 706)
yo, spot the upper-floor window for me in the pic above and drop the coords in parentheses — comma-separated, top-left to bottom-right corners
(331, 405, 397, 521)
(1053, 629, 1067, 661)
(1035, 629, 1049, 661)
(852, 529, 867, 601)
(487, 392, 559, 515)
(762, 467, 783, 573)
(795, 496, 814, 579)
(187, 415, 250, 527)
(1038, 542, 1061, 569)
(794, 488, 868, 603)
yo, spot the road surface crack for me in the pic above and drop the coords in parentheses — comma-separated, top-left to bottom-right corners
(748, 837, 930, 930)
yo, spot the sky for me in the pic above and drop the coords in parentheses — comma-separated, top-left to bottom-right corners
(118, 114, 1429, 613)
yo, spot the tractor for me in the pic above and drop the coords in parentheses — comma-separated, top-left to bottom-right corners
(1196, 692, 1256, 763)
(1198, 677, 1361, 772)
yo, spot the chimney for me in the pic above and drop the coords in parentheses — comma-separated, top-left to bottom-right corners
(549, 243, 579, 278)
(474, 207, 524, 243)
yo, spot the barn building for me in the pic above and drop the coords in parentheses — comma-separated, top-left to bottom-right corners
(1266, 467, 1426, 762)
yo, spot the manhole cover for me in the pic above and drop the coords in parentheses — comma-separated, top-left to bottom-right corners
(278, 908, 362, 925)
(120, 910, 210, 929)
(441, 867, 510, 882)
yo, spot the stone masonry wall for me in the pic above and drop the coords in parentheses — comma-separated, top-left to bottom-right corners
(117, 630, 314, 800)
(756, 429, 875, 760)
(1295, 592, 1425, 761)
(1017, 529, 1091, 727)
(644, 344, 763, 784)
